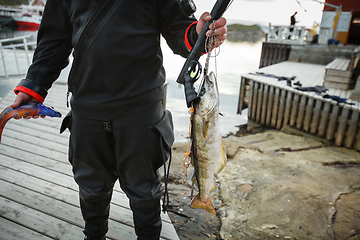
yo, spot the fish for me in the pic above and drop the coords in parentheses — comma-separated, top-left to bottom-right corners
(190, 71, 227, 215)
(0, 102, 62, 143)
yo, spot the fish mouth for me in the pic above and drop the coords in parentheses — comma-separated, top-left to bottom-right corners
(196, 73, 218, 116)
(199, 75, 214, 98)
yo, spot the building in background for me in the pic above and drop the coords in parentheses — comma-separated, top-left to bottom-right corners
(320, 0, 360, 44)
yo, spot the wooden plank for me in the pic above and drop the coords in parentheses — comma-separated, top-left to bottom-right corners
(0, 196, 85, 239)
(325, 58, 350, 70)
(0, 179, 84, 227)
(290, 93, 300, 127)
(318, 102, 331, 138)
(0, 167, 134, 239)
(271, 87, 280, 128)
(345, 111, 360, 148)
(310, 100, 323, 135)
(326, 105, 340, 141)
(266, 86, 275, 127)
(1, 136, 68, 164)
(3, 123, 69, 146)
(255, 83, 264, 123)
(325, 70, 352, 78)
(0, 144, 71, 177)
(0, 217, 50, 240)
(354, 127, 360, 151)
(283, 91, 292, 127)
(303, 97, 314, 132)
(276, 88, 286, 129)
(296, 95, 307, 130)
(335, 108, 349, 146)
(248, 80, 254, 120)
(252, 82, 259, 122)
(237, 77, 246, 114)
(260, 84, 269, 125)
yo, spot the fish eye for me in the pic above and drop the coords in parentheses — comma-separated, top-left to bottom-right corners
(199, 87, 206, 97)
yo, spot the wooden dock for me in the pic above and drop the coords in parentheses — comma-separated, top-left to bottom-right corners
(238, 61, 360, 151)
(0, 81, 179, 240)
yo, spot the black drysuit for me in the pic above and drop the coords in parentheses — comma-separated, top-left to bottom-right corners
(14, 0, 199, 239)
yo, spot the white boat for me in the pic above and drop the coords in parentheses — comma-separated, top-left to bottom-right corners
(12, 0, 46, 30)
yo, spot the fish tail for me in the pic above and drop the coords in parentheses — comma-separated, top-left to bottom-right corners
(0, 107, 15, 143)
(190, 194, 216, 215)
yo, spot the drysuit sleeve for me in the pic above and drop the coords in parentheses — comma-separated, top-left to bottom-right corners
(158, 0, 198, 58)
(14, 0, 73, 102)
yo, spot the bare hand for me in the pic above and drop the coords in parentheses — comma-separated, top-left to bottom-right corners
(196, 12, 227, 48)
(11, 92, 44, 119)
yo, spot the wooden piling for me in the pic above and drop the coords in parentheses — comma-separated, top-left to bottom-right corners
(238, 61, 360, 151)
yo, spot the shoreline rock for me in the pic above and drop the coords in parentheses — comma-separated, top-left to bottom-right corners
(166, 127, 360, 240)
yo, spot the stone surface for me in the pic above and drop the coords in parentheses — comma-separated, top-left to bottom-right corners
(166, 129, 360, 240)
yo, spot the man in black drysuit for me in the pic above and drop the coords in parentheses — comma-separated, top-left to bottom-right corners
(10, 0, 227, 239)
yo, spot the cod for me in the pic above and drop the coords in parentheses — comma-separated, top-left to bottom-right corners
(190, 71, 227, 215)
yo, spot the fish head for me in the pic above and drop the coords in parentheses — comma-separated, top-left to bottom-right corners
(36, 103, 62, 117)
(17, 102, 62, 118)
(196, 72, 219, 116)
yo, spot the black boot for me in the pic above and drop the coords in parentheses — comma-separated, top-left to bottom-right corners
(130, 199, 162, 240)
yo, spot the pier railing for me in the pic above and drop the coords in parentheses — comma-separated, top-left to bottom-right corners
(267, 24, 333, 45)
(266, 24, 308, 44)
(0, 35, 36, 78)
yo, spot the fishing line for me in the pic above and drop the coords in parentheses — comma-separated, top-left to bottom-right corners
(293, 0, 307, 12)
(226, 0, 234, 12)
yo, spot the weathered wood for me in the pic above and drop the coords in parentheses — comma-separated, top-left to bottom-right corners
(237, 77, 246, 114)
(290, 93, 300, 127)
(261, 84, 269, 125)
(259, 42, 291, 68)
(325, 58, 350, 71)
(326, 105, 340, 141)
(248, 80, 254, 120)
(283, 91, 293, 126)
(303, 97, 314, 132)
(318, 102, 331, 138)
(324, 81, 350, 90)
(266, 86, 275, 127)
(0, 197, 85, 239)
(296, 95, 307, 130)
(276, 89, 286, 129)
(239, 61, 360, 150)
(252, 82, 259, 122)
(345, 111, 360, 148)
(310, 100, 323, 135)
(271, 87, 280, 128)
(0, 217, 50, 240)
(354, 128, 360, 151)
(335, 108, 350, 146)
(324, 58, 352, 90)
(256, 83, 264, 123)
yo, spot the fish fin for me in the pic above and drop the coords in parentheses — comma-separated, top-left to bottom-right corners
(191, 175, 198, 188)
(191, 194, 216, 215)
(209, 180, 217, 193)
(0, 107, 15, 144)
(215, 138, 227, 174)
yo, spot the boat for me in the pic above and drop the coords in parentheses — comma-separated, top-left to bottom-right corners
(12, 0, 46, 30)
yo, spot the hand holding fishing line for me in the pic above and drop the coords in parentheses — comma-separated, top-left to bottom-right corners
(196, 12, 227, 48)
(10, 91, 44, 119)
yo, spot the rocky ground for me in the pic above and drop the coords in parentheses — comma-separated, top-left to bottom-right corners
(165, 123, 360, 240)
